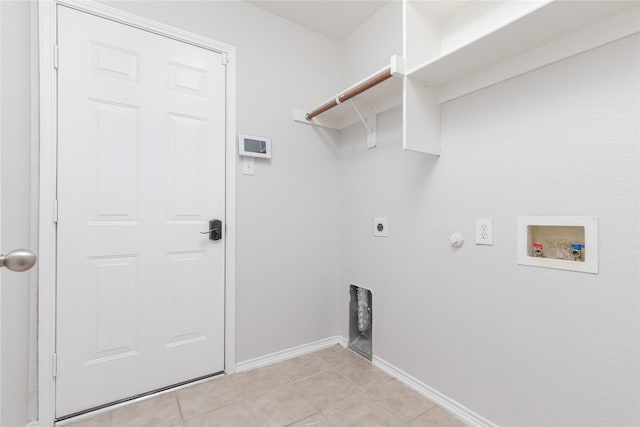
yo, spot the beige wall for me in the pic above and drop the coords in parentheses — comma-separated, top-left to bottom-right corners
(338, 35, 640, 425)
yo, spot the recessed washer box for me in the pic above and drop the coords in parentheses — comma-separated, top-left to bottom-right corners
(517, 216, 598, 274)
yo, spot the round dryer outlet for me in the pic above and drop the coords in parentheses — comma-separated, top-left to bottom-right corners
(373, 218, 389, 237)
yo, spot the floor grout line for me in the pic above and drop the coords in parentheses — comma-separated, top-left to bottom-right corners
(67, 346, 464, 427)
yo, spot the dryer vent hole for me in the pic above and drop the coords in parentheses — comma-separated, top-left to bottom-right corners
(349, 285, 372, 361)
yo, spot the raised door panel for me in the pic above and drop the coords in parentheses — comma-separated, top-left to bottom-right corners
(165, 251, 206, 347)
(90, 42, 139, 83)
(167, 62, 207, 97)
(86, 256, 139, 363)
(89, 100, 139, 222)
(167, 114, 207, 221)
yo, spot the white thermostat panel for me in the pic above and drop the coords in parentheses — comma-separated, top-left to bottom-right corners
(239, 134, 271, 158)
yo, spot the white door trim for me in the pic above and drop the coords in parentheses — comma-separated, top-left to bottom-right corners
(38, 1, 237, 425)
(0, 2, 3, 424)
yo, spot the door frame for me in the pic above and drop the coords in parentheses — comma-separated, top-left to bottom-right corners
(0, 3, 3, 424)
(38, 1, 237, 425)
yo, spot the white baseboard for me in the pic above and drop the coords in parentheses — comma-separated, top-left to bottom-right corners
(373, 354, 497, 427)
(235, 336, 343, 373)
(337, 335, 348, 347)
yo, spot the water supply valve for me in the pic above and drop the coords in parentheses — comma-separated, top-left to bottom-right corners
(533, 242, 543, 257)
(571, 243, 585, 261)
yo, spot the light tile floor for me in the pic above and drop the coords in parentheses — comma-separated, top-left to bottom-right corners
(66, 346, 468, 427)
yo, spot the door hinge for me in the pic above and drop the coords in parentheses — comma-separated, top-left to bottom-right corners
(53, 199, 58, 223)
(53, 44, 59, 70)
(224, 223, 227, 234)
(221, 53, 229, 66)
(52, 353, 57, 378)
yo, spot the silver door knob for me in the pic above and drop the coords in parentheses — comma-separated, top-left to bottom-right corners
(0, 249, 37, 272)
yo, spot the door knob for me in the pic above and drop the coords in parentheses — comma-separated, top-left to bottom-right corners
(200, 219, 222, 241)
(0, 249, 37, 272)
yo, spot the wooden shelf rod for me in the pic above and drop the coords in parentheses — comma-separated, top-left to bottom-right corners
(305, 67, 393, 121)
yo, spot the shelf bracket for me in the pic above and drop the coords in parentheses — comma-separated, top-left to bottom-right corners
(349, 99, 376, 149)
(349, 100, 372, 133)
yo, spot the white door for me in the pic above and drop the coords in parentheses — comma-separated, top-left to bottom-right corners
(56, 6, 226, 417)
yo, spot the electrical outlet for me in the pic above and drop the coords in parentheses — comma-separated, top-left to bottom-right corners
(476, 218, 493, 245)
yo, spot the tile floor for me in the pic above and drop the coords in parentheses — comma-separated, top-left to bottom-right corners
(66, 346, 467, 427)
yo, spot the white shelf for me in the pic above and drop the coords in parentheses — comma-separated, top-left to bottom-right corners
(403, 0, 639, 155)
(408, 1, 637, 87)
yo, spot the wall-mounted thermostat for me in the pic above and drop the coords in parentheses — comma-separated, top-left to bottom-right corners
(239, 134, 271, 158)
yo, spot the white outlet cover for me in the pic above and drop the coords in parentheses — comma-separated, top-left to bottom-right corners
(373, 218, 388, 237)
(475, 218, 493, 245)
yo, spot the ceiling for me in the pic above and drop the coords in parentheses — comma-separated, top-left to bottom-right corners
(247, 1, 388, 41)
